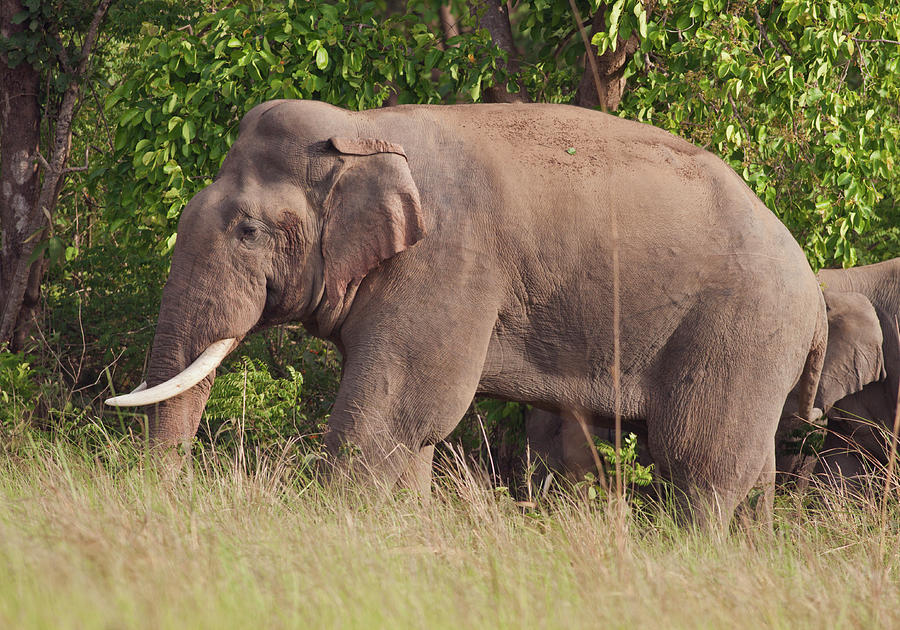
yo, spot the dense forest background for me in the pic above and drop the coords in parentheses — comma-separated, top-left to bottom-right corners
(0, 0, 898, 478)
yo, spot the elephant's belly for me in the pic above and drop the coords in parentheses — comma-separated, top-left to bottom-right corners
(476, 332, 648, 421)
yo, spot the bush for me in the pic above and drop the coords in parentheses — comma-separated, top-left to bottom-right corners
(0, 351, 43, 432)
(204, 357, 309, 451)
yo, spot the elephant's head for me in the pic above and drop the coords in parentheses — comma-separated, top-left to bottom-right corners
(107, 100, 425, 448)
(815, 290, 886, 412)
(777, 289, 885, 477)
(779, 289, 885, 419)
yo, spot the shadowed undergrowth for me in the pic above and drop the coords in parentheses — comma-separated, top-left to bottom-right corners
(0, 438, 897, 629)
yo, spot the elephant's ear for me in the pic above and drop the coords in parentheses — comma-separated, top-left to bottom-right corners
(816, 290, 886, 411)
(322, 137, 426, 307)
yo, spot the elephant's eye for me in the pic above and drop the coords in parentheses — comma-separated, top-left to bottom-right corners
(239, 223, 259, 243)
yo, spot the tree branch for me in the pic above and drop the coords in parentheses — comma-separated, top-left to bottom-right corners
(753, 7, 775, 52)
(568, 0, 605, 112)
(727, 95, 752, 148)
(88, 78, 114, 151)
(551, 17, 593, 59)
(63, 146, 91, 174)
(852, 37, 900, 45)
(34, 150, 51, 171)
(439, 3, 460, 43)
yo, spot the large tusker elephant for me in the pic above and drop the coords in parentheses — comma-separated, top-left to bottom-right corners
(106, 100, 827, 526)
(527, 268, 894, 486)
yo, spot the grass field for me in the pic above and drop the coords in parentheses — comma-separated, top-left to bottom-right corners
(0, 437, 897, 629)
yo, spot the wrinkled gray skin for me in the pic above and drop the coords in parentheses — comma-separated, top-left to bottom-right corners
(528, 268, 895, 485)
(815, 260, 900, 479)
(139, 100, 827, 527)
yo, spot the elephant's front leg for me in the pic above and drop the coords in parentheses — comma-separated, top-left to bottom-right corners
(323, 308, 497, 492)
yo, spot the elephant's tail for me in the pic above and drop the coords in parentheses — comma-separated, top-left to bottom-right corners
(796, 289, 828, 425)
(775, 288, 828, 486)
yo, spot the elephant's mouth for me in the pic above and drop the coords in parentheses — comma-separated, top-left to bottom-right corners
(253, 275, 301, 329)
(105, 338, 236, 407)
(265, 277, 279, 311)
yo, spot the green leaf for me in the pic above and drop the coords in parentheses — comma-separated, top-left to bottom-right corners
(182, 120, 196, 142)
(315, 46, 328, 70)
(637, 9, 648, 39)
(608, 0, 625, 38)
(47, 236, 64, 266)
(469, 76, 482, 102)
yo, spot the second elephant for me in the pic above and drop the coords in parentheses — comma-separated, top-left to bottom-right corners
(815, 259, 900, 479)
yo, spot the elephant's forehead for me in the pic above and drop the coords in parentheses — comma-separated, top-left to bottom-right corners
(182, 179, 301, 228)
(219, 135, 302, 184)
(179, 186, 234, 231)
(244, 99, 345, 142)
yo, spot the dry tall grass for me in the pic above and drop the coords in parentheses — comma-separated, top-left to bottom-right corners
(0, 437, 897, 629)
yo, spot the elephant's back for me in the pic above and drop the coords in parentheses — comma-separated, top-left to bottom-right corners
(364, 102, 820, 307)
(399, 104, 805, 259)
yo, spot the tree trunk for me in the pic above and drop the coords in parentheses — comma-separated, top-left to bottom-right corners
(0, 0, 112, 349)
(0, 0, 41, 351)
(573, 6, 640, 112)
(439, 3, 460, 42)
(468, 0, 529, 103)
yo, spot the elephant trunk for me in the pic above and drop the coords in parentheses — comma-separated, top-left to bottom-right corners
(138, 325, 215, 448)
(109, 208, 268, 447)
(119, 266, 240, 448)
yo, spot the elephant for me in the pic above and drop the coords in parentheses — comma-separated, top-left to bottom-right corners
(526, 269, 894, 487)
(813, 260, 900, 480)
(105, 99, 827, 527)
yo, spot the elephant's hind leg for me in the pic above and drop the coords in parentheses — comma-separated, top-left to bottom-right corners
(397, 444, 435, 498)
(647, 413, 778, 531)
(735, 444, 776, 530)
(645, 336, 794, 529)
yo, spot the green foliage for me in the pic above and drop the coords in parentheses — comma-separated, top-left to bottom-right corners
(204, 357, 309, 449)
(782, 417, 827, 456)
(45, 241, 169, 387)
(463, 399, 524, 447)
(446, 399, 527, 487)
(576, 432, 654, 503)
(220, 328, 341, 434)
(0, 352, 42, 430)
(594, 431, 654, 486)
(590, 0, 650, 55)
(104, 0, 500, 251)
(596, 0, 900, 268)
(0, 0, 204, 113)
(475, 398, 524, 426)
(509, 0, 595, 102)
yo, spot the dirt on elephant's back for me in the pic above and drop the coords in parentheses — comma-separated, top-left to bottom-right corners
(447, 103, 705, 182)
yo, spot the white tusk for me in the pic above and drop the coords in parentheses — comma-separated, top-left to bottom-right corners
(105, 338, 235, 407)
(133, 381, 147, 393)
